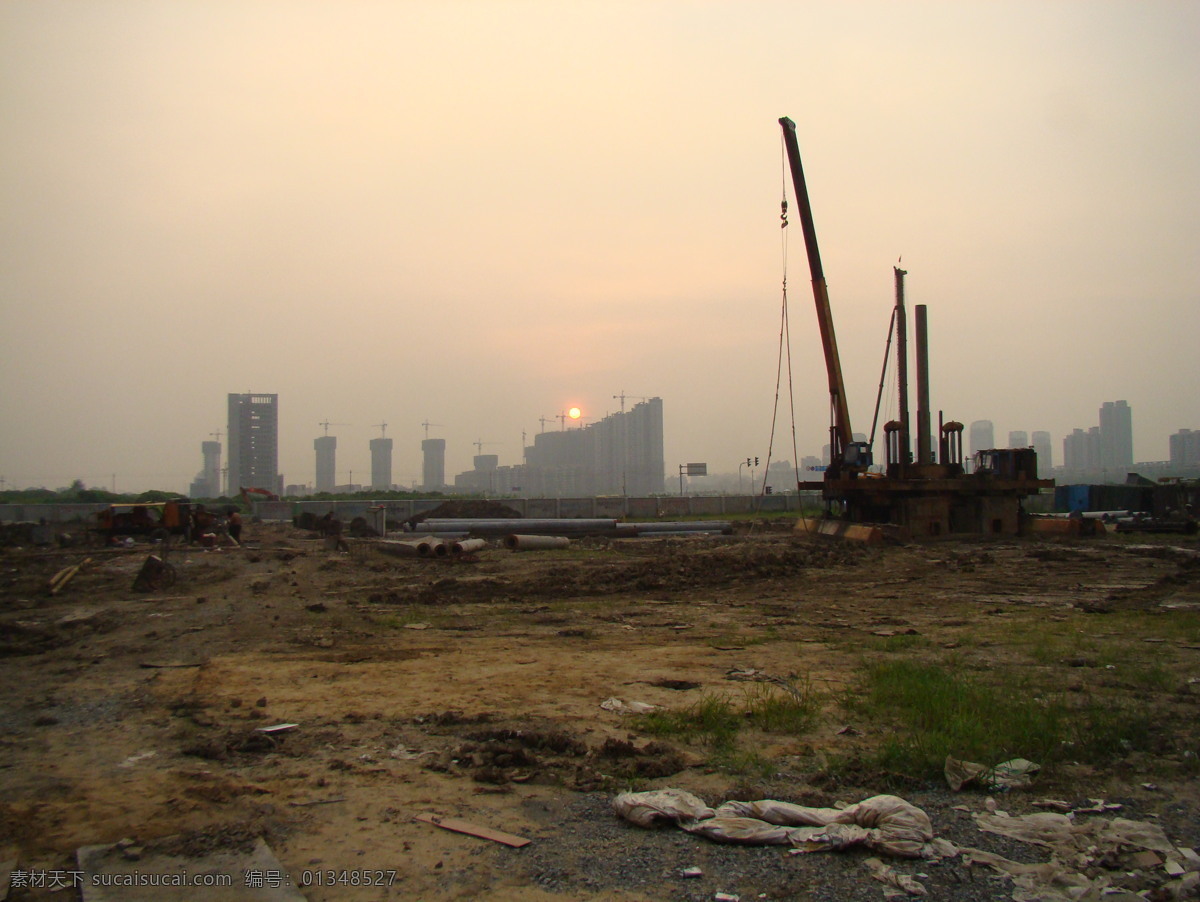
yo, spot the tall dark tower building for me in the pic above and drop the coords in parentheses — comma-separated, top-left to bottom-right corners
(314, 435, 337, 493)
(968, 420, 994, 457)
(1099, 400, 1133, 470)
(227, 393, 279, 495)
(422, 438, 446, 491)
(370, 437, 393, 490)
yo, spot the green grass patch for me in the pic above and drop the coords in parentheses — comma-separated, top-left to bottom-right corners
(850, 660, 1156, 781)
(631, 681, 819, 765)
(634, 693, 741, 749)
(742, 681, 819, 733)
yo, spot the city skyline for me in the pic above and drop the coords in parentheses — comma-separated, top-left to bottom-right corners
(2, 3, 1197, 493)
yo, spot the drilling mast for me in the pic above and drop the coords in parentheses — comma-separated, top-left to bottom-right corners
(778, 116, 865, 474)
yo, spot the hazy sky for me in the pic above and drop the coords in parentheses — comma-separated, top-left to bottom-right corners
(2, 1, 1197, 493)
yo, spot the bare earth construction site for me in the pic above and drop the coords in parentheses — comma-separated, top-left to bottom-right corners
(2, 521, 1199, 901)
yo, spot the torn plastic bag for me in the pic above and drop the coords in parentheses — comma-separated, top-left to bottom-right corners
(945, 755, 1040, 792)
(961, 847, 1111, 902)
(864, 857, 928, 896)
(975, 811, 1176, 859)
(611, 788, 714, 828)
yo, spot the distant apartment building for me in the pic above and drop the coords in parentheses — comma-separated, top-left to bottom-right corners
(1099, 400, 1134, 470)
(314, 435, 336, 493)
(370, 437, 393, 490)
(227, 393, 279, 495)
(1170, 429, 1200, 466)
(969, 420, 995, 456)
(455, 454, 501, 494)
(1031, 431, 1052, 474)
(1063, 426, 1101, 470)
(1008, 430, 1029, 449)
(458, 398, 666, 496)
(422, 438, 446, 491)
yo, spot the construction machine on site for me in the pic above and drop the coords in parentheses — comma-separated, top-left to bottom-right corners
(778, 116, 1051, 539)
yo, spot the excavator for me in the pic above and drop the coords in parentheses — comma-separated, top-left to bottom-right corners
(240, 486, 280, 504)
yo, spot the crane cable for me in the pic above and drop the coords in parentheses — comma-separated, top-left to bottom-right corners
(759, 135, 803, 518)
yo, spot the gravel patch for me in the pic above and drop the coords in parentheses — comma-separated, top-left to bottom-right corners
(501, 784, 1200, 900)
(510, 790, 1056, 901)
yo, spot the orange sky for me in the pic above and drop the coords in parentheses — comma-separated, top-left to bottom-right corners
(1, 2, 1197, 491)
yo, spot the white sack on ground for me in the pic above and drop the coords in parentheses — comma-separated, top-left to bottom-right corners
(680, 816, 799, 845)
(615, 790, 938, 858)
(612, 788, 714, 828)
(716, 794, 936, 858)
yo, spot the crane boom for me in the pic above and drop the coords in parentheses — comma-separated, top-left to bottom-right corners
(778, 116, 853, 463)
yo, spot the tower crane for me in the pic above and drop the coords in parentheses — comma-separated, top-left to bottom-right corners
(318, 421, 351, 436)
(473, 439, 502, 455)
(372, 423, 388, 438)
(612, 391, 647, 414)
(421, 421, 445, 439)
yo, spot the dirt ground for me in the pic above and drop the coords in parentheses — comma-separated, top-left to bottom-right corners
(1, 519, 1199, 901)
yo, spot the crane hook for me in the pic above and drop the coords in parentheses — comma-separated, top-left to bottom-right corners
(780, 199, 789, 229)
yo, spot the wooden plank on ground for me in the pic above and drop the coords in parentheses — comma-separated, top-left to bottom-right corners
(414, 813, 530, 847)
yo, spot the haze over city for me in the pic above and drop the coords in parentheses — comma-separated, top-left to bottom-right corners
(2, 2, 1197, 494)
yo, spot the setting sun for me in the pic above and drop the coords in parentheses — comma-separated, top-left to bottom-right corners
(568, 407, 582, 419)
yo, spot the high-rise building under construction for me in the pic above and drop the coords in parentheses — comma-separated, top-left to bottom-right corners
(370, 437, 393, 490)
(314, 435, 336, 493)
(422, 438, 446, 491)
(484, 397, 664, 496)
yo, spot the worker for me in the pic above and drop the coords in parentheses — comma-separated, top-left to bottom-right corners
(319, 511, 342, 537)
(227, 508, 243, 544)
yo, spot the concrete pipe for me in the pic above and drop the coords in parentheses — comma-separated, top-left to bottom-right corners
(504, 534, 571, 551)
(633, 521, 733, 535)
(416, 537, 445, 557)
(451, 538, 487, 556)
(376, 539, 423, 557)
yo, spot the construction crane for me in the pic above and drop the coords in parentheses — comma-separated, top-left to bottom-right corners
(612, 391, 647, 414)
(372, 423, 388, 438)
(473, 439, 502, 455)
(421, 420, 444, 439)
(778, 116, 865, 477)
(318, 421, 350, 436)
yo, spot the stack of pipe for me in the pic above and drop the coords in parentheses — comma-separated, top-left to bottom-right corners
(414, 518, 733, 539)
(416, 518, 618, 537)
